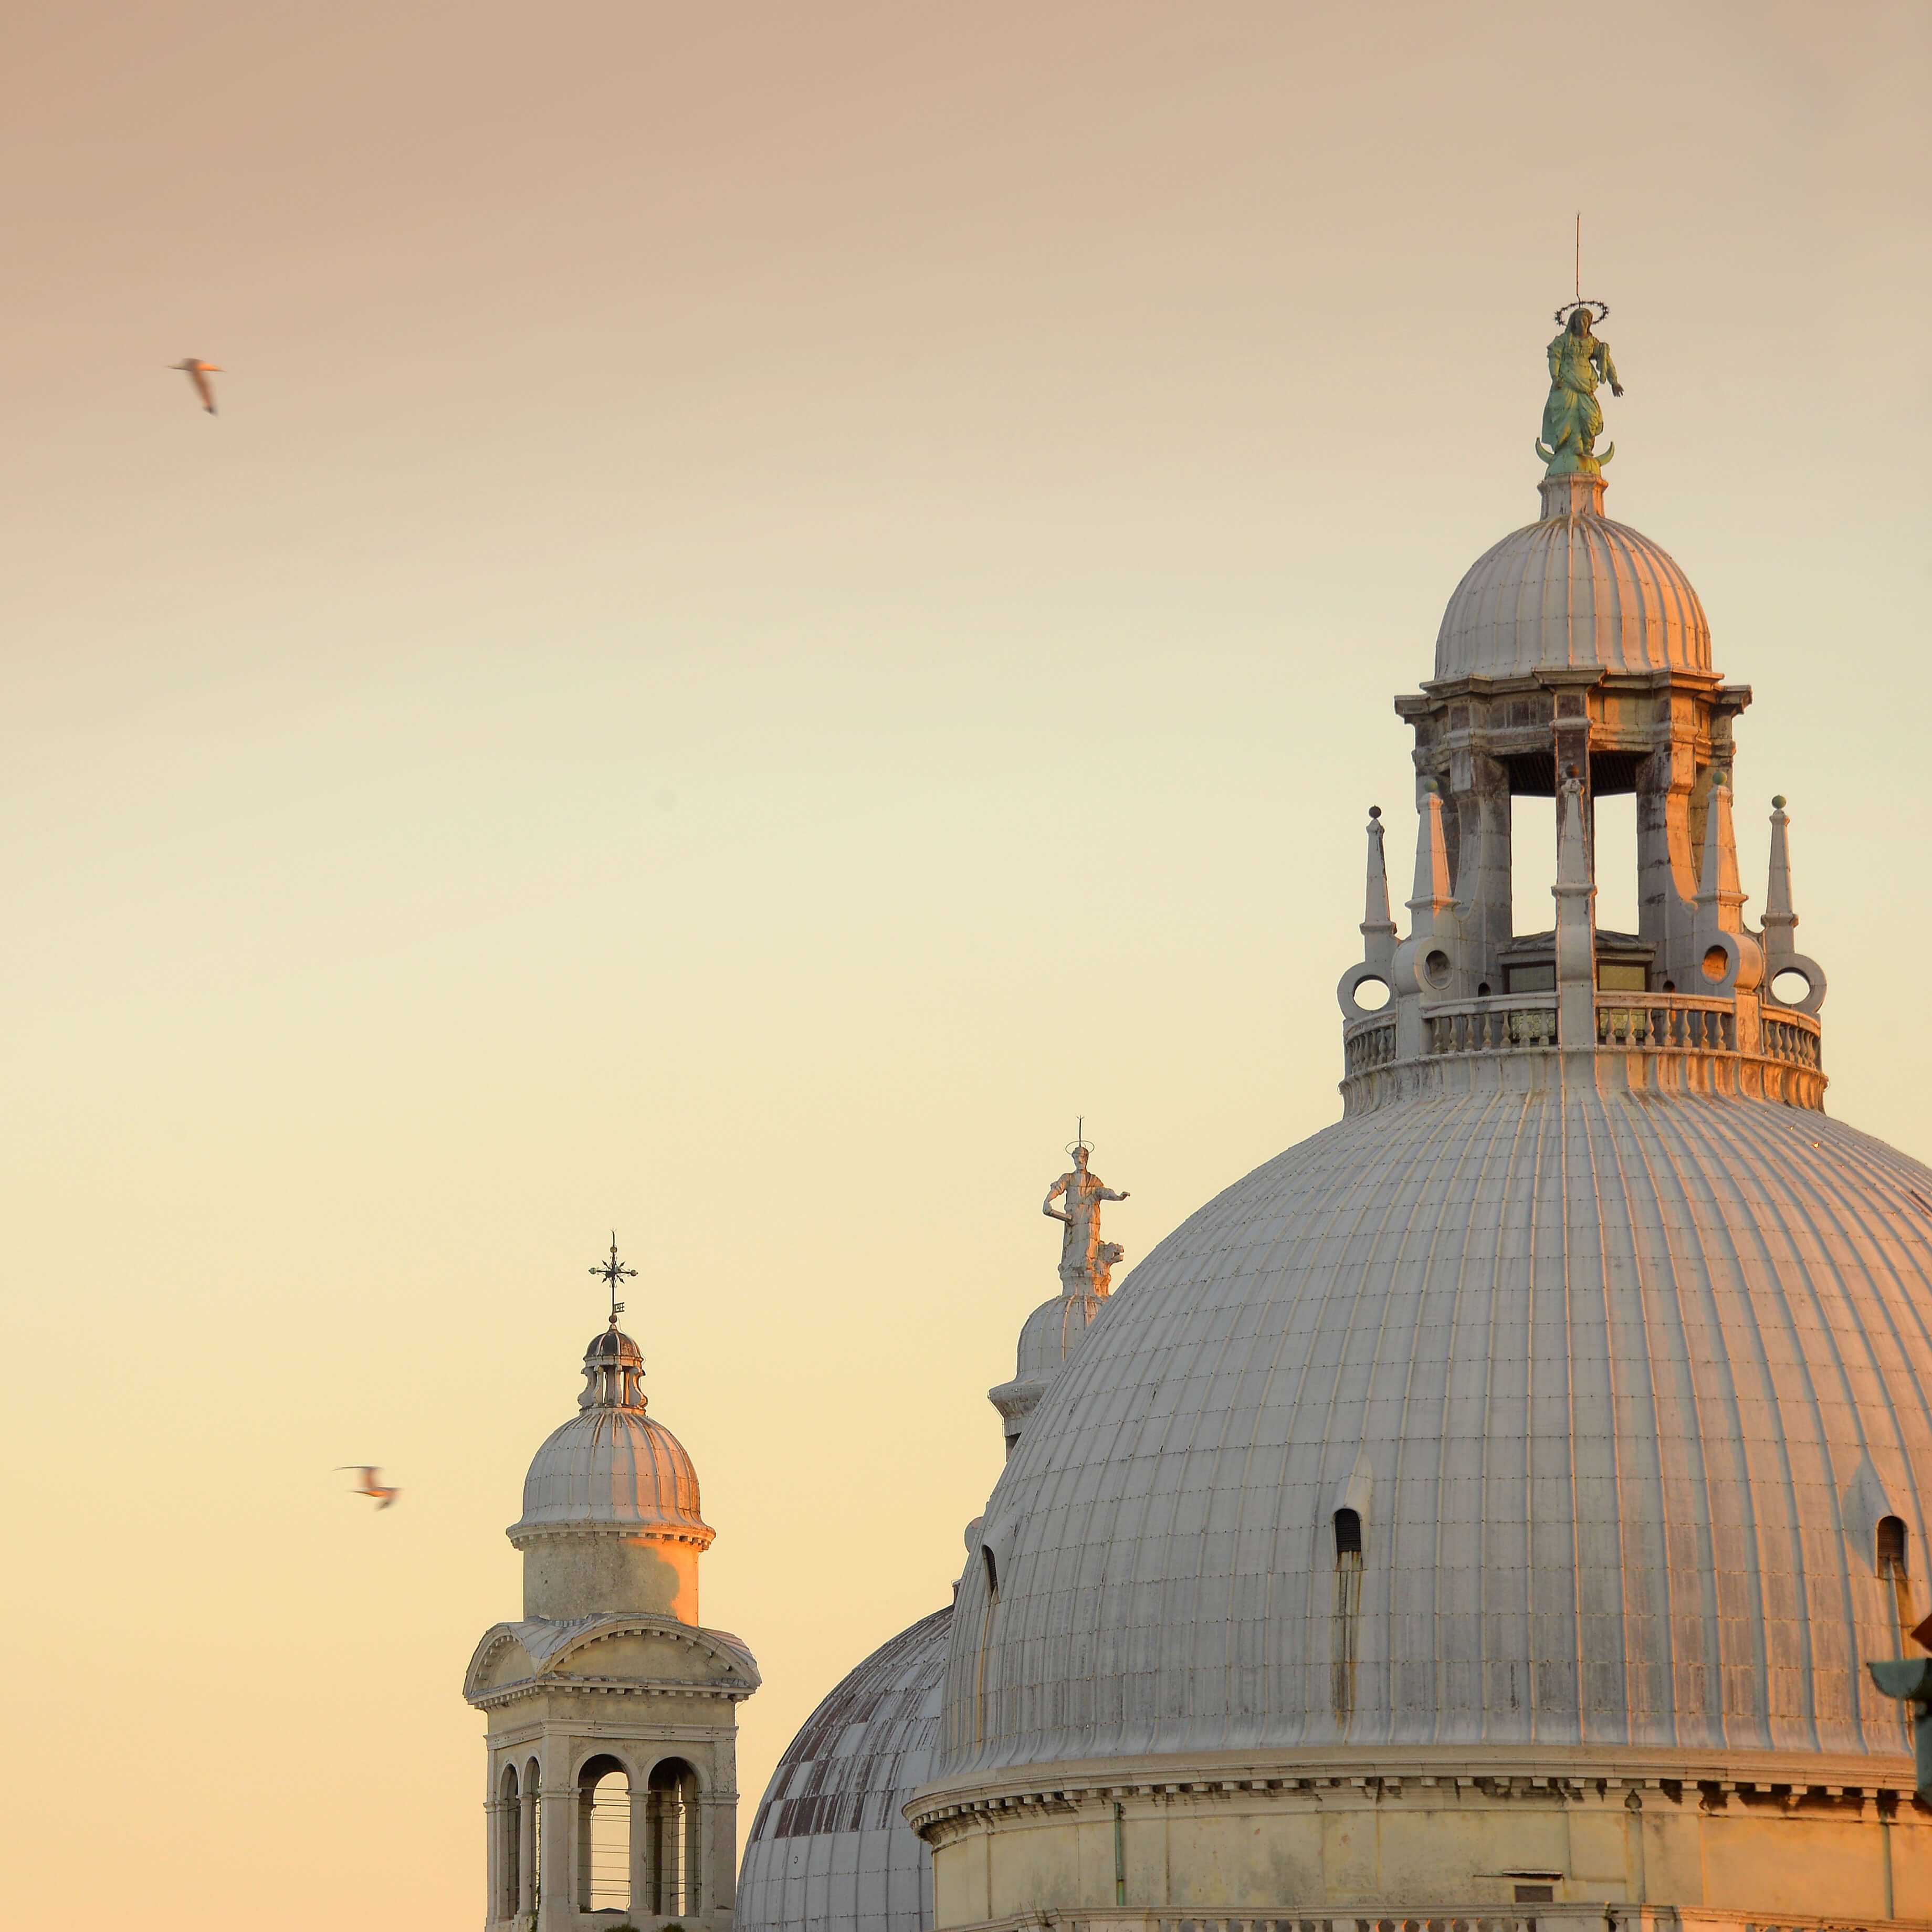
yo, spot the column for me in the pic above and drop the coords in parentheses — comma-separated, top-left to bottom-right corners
(629, 1768, 650, 1924)
(538, 1778, 575, 1932)
(1449, 748, 1513, 982)
(704, 1737, 740, 1927)
(485, 1795, 507, 1926)
(1636, 729, 1700, 984)
(518, 1781, 538, 1920)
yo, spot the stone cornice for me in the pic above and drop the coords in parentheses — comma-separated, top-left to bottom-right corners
(463, 1613, 759, 1708)
(904, 1742, 1919, 1838)
(507, 1522, 715, 1551)
(469, 1672, 755, 1713)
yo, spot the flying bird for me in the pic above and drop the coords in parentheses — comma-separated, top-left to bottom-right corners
(337, 1465, 401, 1509)
(169, 358, 222, 413)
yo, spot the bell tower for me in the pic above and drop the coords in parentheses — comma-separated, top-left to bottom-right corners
(465, 1243, 759, 1931)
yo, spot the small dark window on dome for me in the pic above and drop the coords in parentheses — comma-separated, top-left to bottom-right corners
(1334, 1508, 1362, 1560)
(982, 1544, 1000, 1598)
(1879, 1516, 1908, 1577)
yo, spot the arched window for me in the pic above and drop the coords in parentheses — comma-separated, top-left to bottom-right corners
(578, 1754, 632, 1912)
(1331, 1508, 1363, 1725)
(1334, 1508, 1363, 1560)
(1880, 1516, 1908, 1577)
(498, 1763, 521, 1922)
(982, 1544, 1000, 1599)
(648, 1758, 701, 1917)
(525, 1760, 543, 1914)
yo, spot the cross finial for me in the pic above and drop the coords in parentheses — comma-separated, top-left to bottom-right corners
(591, 1231, 637, 1327)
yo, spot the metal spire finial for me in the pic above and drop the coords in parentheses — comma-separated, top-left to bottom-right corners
(591, 1231, 637, 1327)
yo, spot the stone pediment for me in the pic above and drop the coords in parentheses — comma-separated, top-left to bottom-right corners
(462, 1612, 759, 1710)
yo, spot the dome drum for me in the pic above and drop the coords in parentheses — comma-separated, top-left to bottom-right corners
(1339, 1002, 1825, 1118)
(908, 1756, 1929, 1924)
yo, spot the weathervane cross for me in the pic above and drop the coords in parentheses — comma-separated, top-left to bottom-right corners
(591, 1231, 637, 1326)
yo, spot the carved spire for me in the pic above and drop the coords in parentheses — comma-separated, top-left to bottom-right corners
(1361, 806, 1396, 970)
(1696, 770, 1747, 933)
(1763, 794, 1798, 964)
(1406, 782, 1454, 929)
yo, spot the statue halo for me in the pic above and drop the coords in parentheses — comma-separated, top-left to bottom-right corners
(1554, 298, 1611, 327)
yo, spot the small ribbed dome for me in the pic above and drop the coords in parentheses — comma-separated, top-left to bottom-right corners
(1015, 1293, 1106, 1383)
(738, 1606, 951, 1932)
(585, 1324, 645, 1366)
(511, 1405, 712, 1541)
(1434, 475, 1709, 682)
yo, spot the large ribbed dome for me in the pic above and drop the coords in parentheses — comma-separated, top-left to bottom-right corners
(1433, 475, 1709, 682)
(739, 1607, 951, 1932)
(511, 1404, 711, 1538)
(938, 1083, 1932, 1776)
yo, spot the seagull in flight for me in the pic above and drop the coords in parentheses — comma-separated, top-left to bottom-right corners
(169, 358, 222, 414)
(337, 1466, 402, 1509)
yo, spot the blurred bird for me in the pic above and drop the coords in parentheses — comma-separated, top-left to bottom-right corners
(337, 1465, 401, 1509)
(169, 358, 222, 413)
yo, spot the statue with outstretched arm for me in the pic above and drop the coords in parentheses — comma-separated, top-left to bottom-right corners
(1537, 303, 1624, 476)
(1043, 1143, 1130, 1294)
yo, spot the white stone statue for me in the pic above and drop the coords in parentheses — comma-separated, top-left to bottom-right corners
(1043, 1144, 1129, 1295)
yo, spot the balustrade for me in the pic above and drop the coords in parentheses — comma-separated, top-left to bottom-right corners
(975, 1909, 1594, 1932)
(1427, 1002, 1557, 1055)
(1594, 999, 1734, 1052)
(1343, 994, 1823, 1072)
(1761, 1013, 1823, 1069)
(1344, 1022, 1398, 1075)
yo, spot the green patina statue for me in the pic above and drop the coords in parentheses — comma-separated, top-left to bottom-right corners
(1536, 303, 1623, 475)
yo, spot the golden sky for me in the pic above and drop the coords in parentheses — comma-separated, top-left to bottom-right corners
(1, 3, 1927, 1924)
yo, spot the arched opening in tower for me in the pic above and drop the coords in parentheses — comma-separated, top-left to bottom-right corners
(578, 1754, 633, 1912)
(1592, 789, 1639, 934)
(648, 1757, 702, 1917)
(497, 1763, 521, 1922)
(1509, 793, 1556, 949)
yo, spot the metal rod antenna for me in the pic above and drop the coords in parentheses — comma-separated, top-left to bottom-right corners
(1575, 213, 1581, 303)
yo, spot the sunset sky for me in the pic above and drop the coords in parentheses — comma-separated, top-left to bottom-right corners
(2, 4, 1927, 1925)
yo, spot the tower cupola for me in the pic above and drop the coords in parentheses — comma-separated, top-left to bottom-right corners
(508, 1281, 715, 1623)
